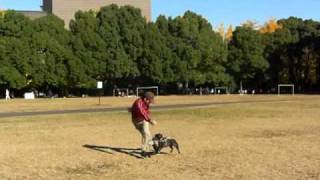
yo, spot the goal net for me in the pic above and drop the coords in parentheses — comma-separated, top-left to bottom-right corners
(136, 86, 159, 97)
(278, 84, 295, 96)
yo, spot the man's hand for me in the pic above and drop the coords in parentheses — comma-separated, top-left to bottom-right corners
(150, 119, 157, 126)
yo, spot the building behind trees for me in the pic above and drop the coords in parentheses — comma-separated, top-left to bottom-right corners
(19, 0, 151, 27)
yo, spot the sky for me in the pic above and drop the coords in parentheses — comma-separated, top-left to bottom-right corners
(0, 0, 319, 27)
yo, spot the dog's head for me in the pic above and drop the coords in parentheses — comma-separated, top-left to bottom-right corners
(152, 133, 164, 153)
(153, 133, 163, 140)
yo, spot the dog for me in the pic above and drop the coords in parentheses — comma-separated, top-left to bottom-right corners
(152, 133, 180, 154)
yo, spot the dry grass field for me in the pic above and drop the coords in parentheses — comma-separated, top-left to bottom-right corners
(0, 95, 320, 179)
(0, 95, 305, 113)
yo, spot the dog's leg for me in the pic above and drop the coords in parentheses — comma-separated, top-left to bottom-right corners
(171, 140, 180, 154)
(152, 144, 158, 154)
(169, 145, 174, 153)
(175, 143, 181, 154)
(157, 146, 162, 154)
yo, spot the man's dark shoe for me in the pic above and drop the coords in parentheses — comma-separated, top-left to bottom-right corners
(141, 151, 151, 158)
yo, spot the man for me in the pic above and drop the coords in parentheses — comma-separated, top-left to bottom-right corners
(5, 89, 10, 101)
(131, 91, 157, 157)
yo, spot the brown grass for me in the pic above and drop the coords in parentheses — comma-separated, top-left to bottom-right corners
(0, 95, 320, 179)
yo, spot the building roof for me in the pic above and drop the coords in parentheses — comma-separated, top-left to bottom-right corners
(17, 11, 48, 20)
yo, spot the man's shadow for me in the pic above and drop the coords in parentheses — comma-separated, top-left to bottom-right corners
(83, 144, 166, 159)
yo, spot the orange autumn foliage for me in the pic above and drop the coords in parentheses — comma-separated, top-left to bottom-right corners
(260, 18, 282, 33)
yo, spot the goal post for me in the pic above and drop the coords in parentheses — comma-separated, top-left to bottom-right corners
(214, 87, 229, 95)
(278, 84, 295, 96)
(136, 86, 159, 97)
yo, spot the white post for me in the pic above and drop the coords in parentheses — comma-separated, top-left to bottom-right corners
(293, 86, 295, 96)
(278, 84, 294, 96)
(136, 87, 139, 97)
(136, 86, 159, 97)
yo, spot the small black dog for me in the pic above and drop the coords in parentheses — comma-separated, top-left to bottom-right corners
(152, 133, 180, 154)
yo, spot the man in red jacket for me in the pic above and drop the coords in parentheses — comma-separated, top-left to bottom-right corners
(131, 91, 157, 157)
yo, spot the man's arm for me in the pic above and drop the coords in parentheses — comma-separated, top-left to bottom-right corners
(137, 100, 151, 121)
(150, 119, 157, 126)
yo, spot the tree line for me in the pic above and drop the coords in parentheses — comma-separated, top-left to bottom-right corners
(0, 5, 319, 96)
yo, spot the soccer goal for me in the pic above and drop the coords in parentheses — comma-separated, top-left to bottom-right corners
(113, 88, 129, 97)
(278, 84, 295, 96)
(136, 86, 159, 97)
(214, 87, 229, 95)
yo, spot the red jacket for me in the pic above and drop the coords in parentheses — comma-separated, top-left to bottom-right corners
(131, 98, 151, 123)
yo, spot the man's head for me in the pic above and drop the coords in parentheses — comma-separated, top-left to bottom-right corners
(142, 91, 155, 104)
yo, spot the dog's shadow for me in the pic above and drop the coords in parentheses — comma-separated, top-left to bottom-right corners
(83, 144, 167, 159)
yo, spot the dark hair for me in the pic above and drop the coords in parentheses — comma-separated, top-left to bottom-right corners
(142, 91, 155, 100)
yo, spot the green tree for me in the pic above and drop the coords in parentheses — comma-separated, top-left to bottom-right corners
(0, 10, 33, 38)
(70, 10, 105, 88)
(139, 23, 176, 84)
(264, 17, 320, 91)
(228, 26, 269, 88)
(97, 5, 140, 82)
(0, 11, 33, 89)
(0, 38, 27, 88)
(25, 15, 88, 95)
(156, 11, 231, 87)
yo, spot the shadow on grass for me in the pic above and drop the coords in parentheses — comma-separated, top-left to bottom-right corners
(83, 144, 166, 159)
